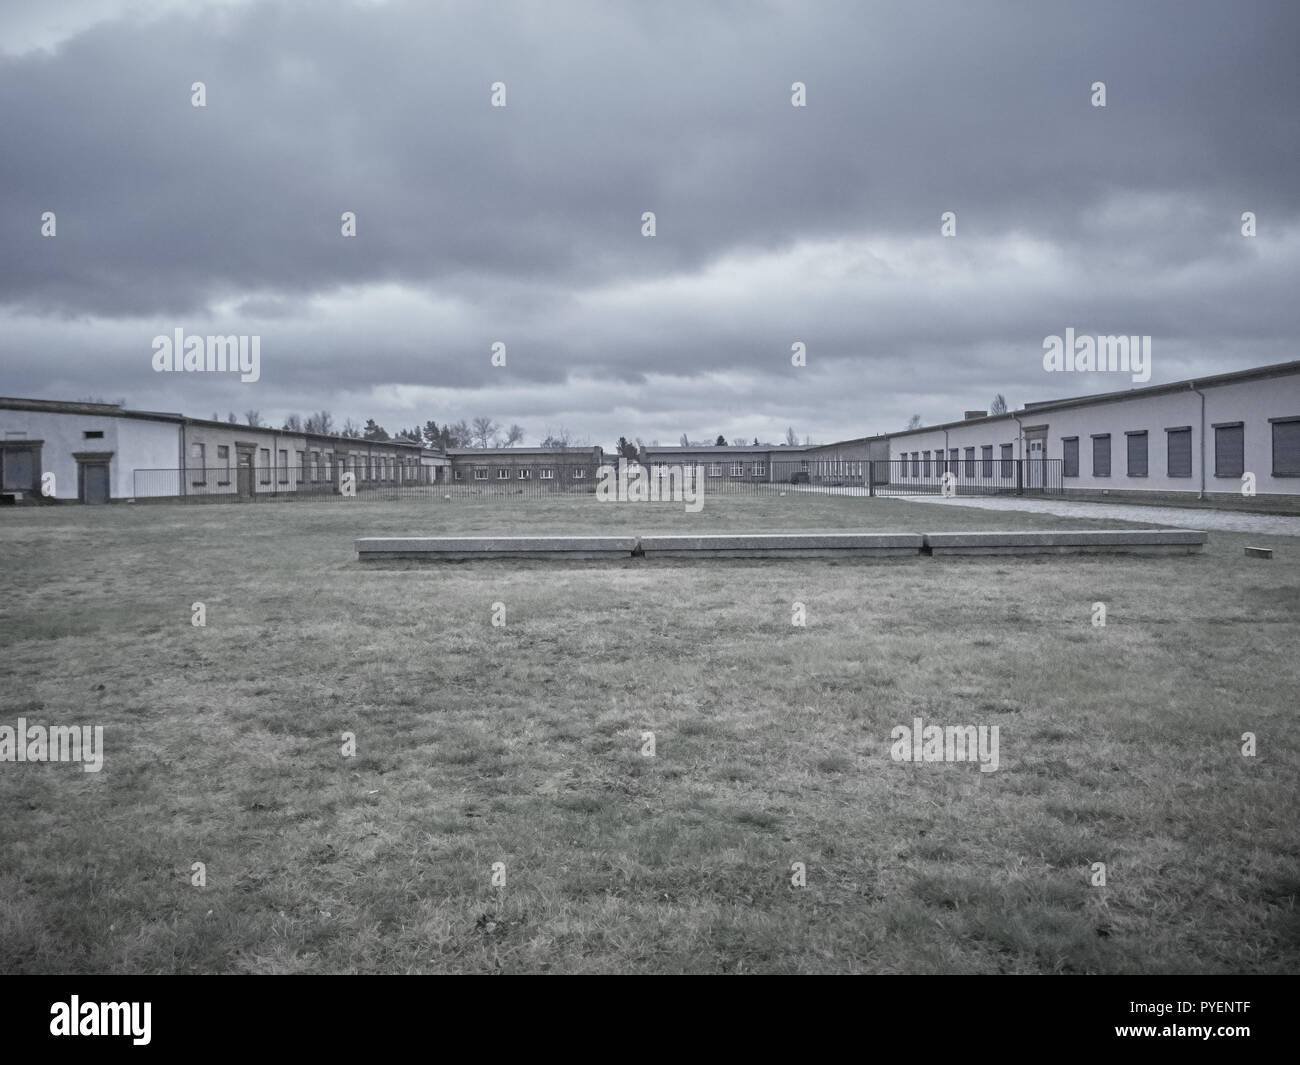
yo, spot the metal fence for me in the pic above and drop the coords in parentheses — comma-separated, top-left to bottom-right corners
(866, 457, 1063, 497)
(130, 457, 1064, 504)
(132, 465, 603, 503)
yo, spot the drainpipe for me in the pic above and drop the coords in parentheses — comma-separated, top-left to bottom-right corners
(1012, 414, 1026, 495)
(1190, 381, 1206, 500)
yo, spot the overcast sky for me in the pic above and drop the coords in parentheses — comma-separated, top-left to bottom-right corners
(2, 0, 1297, 447)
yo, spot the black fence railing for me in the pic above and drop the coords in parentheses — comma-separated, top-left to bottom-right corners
(129, 457, 1064, 504)
(867, 458, 1063, 497)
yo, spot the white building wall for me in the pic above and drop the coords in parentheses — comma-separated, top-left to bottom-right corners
(0, 408, 180, 500)
(882, 369, 1300, 496)
(117, 418, 183, 498)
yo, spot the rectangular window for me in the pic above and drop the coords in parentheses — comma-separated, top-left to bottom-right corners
(911, 452, 920, 477)
(572, 468, 585, 479)
(1272, 417, 1300, 477)
(497, 468, 510, 479)
(191, 442, 206, 486)
(295, 450, 305, 481)
(731, 462, 744, 476)
(473, 468, 488, 480)
(259, 447, 271, 484)
(83, 430, 104, 439)
(1214, 423, 1244, 478)
(1092, 434, 1111, 478)
(1001, 443, 1015, 478)
(708, 463, 722, 476)
(278, 449, 288, 484)
(981, 445, 993, 478)
(540, 468, 554, 479)
(922, 451, 930, 476)
(1166, 428, 1192, 478)
(0, 445, 37, 491)
(453, 469, 463, 481)
(310, 451, 320, 482)
(753, 462, 766, 476)
(518, 468, 531, 479)
(963, 447, 975, 476)
(948, 448, 958, 471)
(217, 444, 231, 485)
(1061, 438, 1079, 478)
(1126, 431, 1148, 477)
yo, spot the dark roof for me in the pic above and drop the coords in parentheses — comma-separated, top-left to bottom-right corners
(177, 412, 427, 449)
(1020, 359, 1300, 413)
(446, 446, 601, 456)
(643, 444, 812, 454)
(0, 397, 436, 449)
(886, 359, 1300, 440)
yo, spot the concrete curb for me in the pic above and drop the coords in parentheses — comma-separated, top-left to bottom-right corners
(356, 528, 1206, 561)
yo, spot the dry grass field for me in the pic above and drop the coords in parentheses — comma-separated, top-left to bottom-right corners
(1, 493, 1297, 973)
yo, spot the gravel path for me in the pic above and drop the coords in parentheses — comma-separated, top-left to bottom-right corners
(896, 495, 1300, 537)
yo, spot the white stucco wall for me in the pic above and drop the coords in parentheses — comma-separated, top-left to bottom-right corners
(884, 370, 1300, 496)
(0, 408, 180, 500)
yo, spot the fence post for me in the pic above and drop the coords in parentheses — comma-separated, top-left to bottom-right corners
(1016, 459, 1024, 496)
(868, 460, 875, 497)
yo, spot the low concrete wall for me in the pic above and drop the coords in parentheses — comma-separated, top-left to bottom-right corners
(356, 536, 638, 560)
(923, 529, 1206, 555)
(356, 529, 1207, 561)
(637, 533, 923, 558)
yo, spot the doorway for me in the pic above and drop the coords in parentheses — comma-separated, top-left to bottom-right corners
(236, 445, 255, 499)
(1027, 438, 1045, 489)
(73, 452, 113, 503)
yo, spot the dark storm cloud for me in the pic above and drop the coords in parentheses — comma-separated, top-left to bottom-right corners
(1, 0, 1297, 443)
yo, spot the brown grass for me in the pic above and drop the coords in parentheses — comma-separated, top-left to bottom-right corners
(0, 494, 1296, 973)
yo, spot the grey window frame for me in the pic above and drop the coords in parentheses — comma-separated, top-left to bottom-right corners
(1269, 416, 1300, 477)
(1165, 427, 1192, 479)
(1213, 422, 1244, 478)
(1125, 430, 1148, 478)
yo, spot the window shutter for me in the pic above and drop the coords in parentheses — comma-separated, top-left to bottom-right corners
(1166, 429, 1192, 478)
(1062, 438, 1079, 478)
(1215, 425, 1244, 478)
(1127, 432, 1148, 477)
(1273, 420, 1300, 476)
(1092, 436, 1110, 477)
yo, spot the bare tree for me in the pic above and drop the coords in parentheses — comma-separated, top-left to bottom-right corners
(471, 417, 500, 449)
(503, 423, 526, 447)
(785, 426, 799, 446)
(283, 413, 303, 432)
(447, 420, 472, 447)
(906, 414, 923, 430)
(227, 412, 238, 423)
(990, 393, 1008, 415)
(340, 418, 361, 438)
(540, 426, 573, 449)
(304, 410, 334, 435)
(244, 410, 263, 427)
